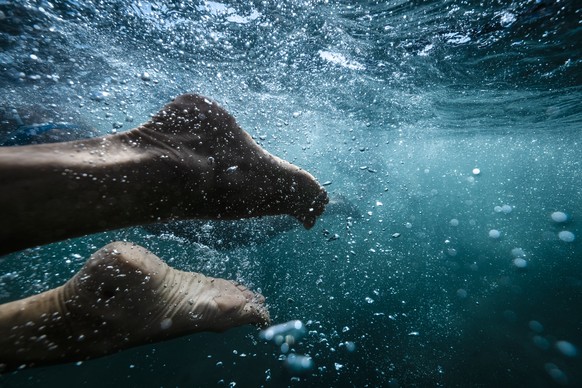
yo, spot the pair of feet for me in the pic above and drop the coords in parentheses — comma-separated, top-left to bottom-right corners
(0, 94, 328, 371)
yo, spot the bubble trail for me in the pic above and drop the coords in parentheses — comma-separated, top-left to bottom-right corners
(259, 320, 306, 346)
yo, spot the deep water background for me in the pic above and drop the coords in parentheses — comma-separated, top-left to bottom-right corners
(0, 0, 581, 387)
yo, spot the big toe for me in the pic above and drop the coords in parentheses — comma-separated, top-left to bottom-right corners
(214, 284, 270, 328)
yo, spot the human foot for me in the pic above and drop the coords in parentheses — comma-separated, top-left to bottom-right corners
(0, 94, 327, 255)
(124, 94, 329, 228)
(0, 242, 269, 371)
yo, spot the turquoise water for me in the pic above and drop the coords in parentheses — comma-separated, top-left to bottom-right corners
(1, 0, 581, 386)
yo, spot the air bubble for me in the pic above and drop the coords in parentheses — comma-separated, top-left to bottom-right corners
(511, 248, 526, 258)
(344, 341, 356, 352)
(558, 231, 575, 242)
(551, 211, 568, 223)
(160, 318, 172, 330)
(545, 363, 568, 385)
(488, 229, 501, 239)
(528, 320, 543, 333)
(556, 340, 578, 357)
(533, 335, 550, 350)
(284, 354, 314, 375)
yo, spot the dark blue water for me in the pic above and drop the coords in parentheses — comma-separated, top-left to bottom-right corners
(1, 0, 581, 386)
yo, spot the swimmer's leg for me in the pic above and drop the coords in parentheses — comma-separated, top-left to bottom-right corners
(0, 242, 269, 373)
(0, 93, 327, 255)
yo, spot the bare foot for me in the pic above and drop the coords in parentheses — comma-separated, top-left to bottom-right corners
(124, 94, 329, 228)
(0, 242, 269, 371)
(0, 94, 327, 255)
(65, 242, 270, 343)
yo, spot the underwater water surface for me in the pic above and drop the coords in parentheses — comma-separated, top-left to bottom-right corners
(0, 0, 581, 387)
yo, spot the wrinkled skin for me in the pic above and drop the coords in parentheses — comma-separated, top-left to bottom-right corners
(0, 94, 328, 372)
(0, 242, 269, 373)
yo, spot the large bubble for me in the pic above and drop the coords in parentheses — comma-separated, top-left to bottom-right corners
(551, 211, 568, 223)
(284, 353, 314, 375)
(556, 340, 578, 357)
(488, 229, 501, 239)
(558, 231, 575, 242)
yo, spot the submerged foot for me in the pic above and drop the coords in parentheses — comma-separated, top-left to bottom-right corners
(123, 93, 328, 228)
(0, 242, 269, 371)
(63, 242, 270, 355)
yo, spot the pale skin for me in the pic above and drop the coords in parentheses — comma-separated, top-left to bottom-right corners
(0, 94, 328, 373)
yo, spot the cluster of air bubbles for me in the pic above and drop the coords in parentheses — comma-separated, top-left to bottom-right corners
(528, 320, 577, 383)
(498, 11, 517, 28)
(260, 320, 306, 351)
(467, 167, 481, 183)
(259, 320, 314, 375)
(549, 212, 575, 242)
(511, 247, 527, 268)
